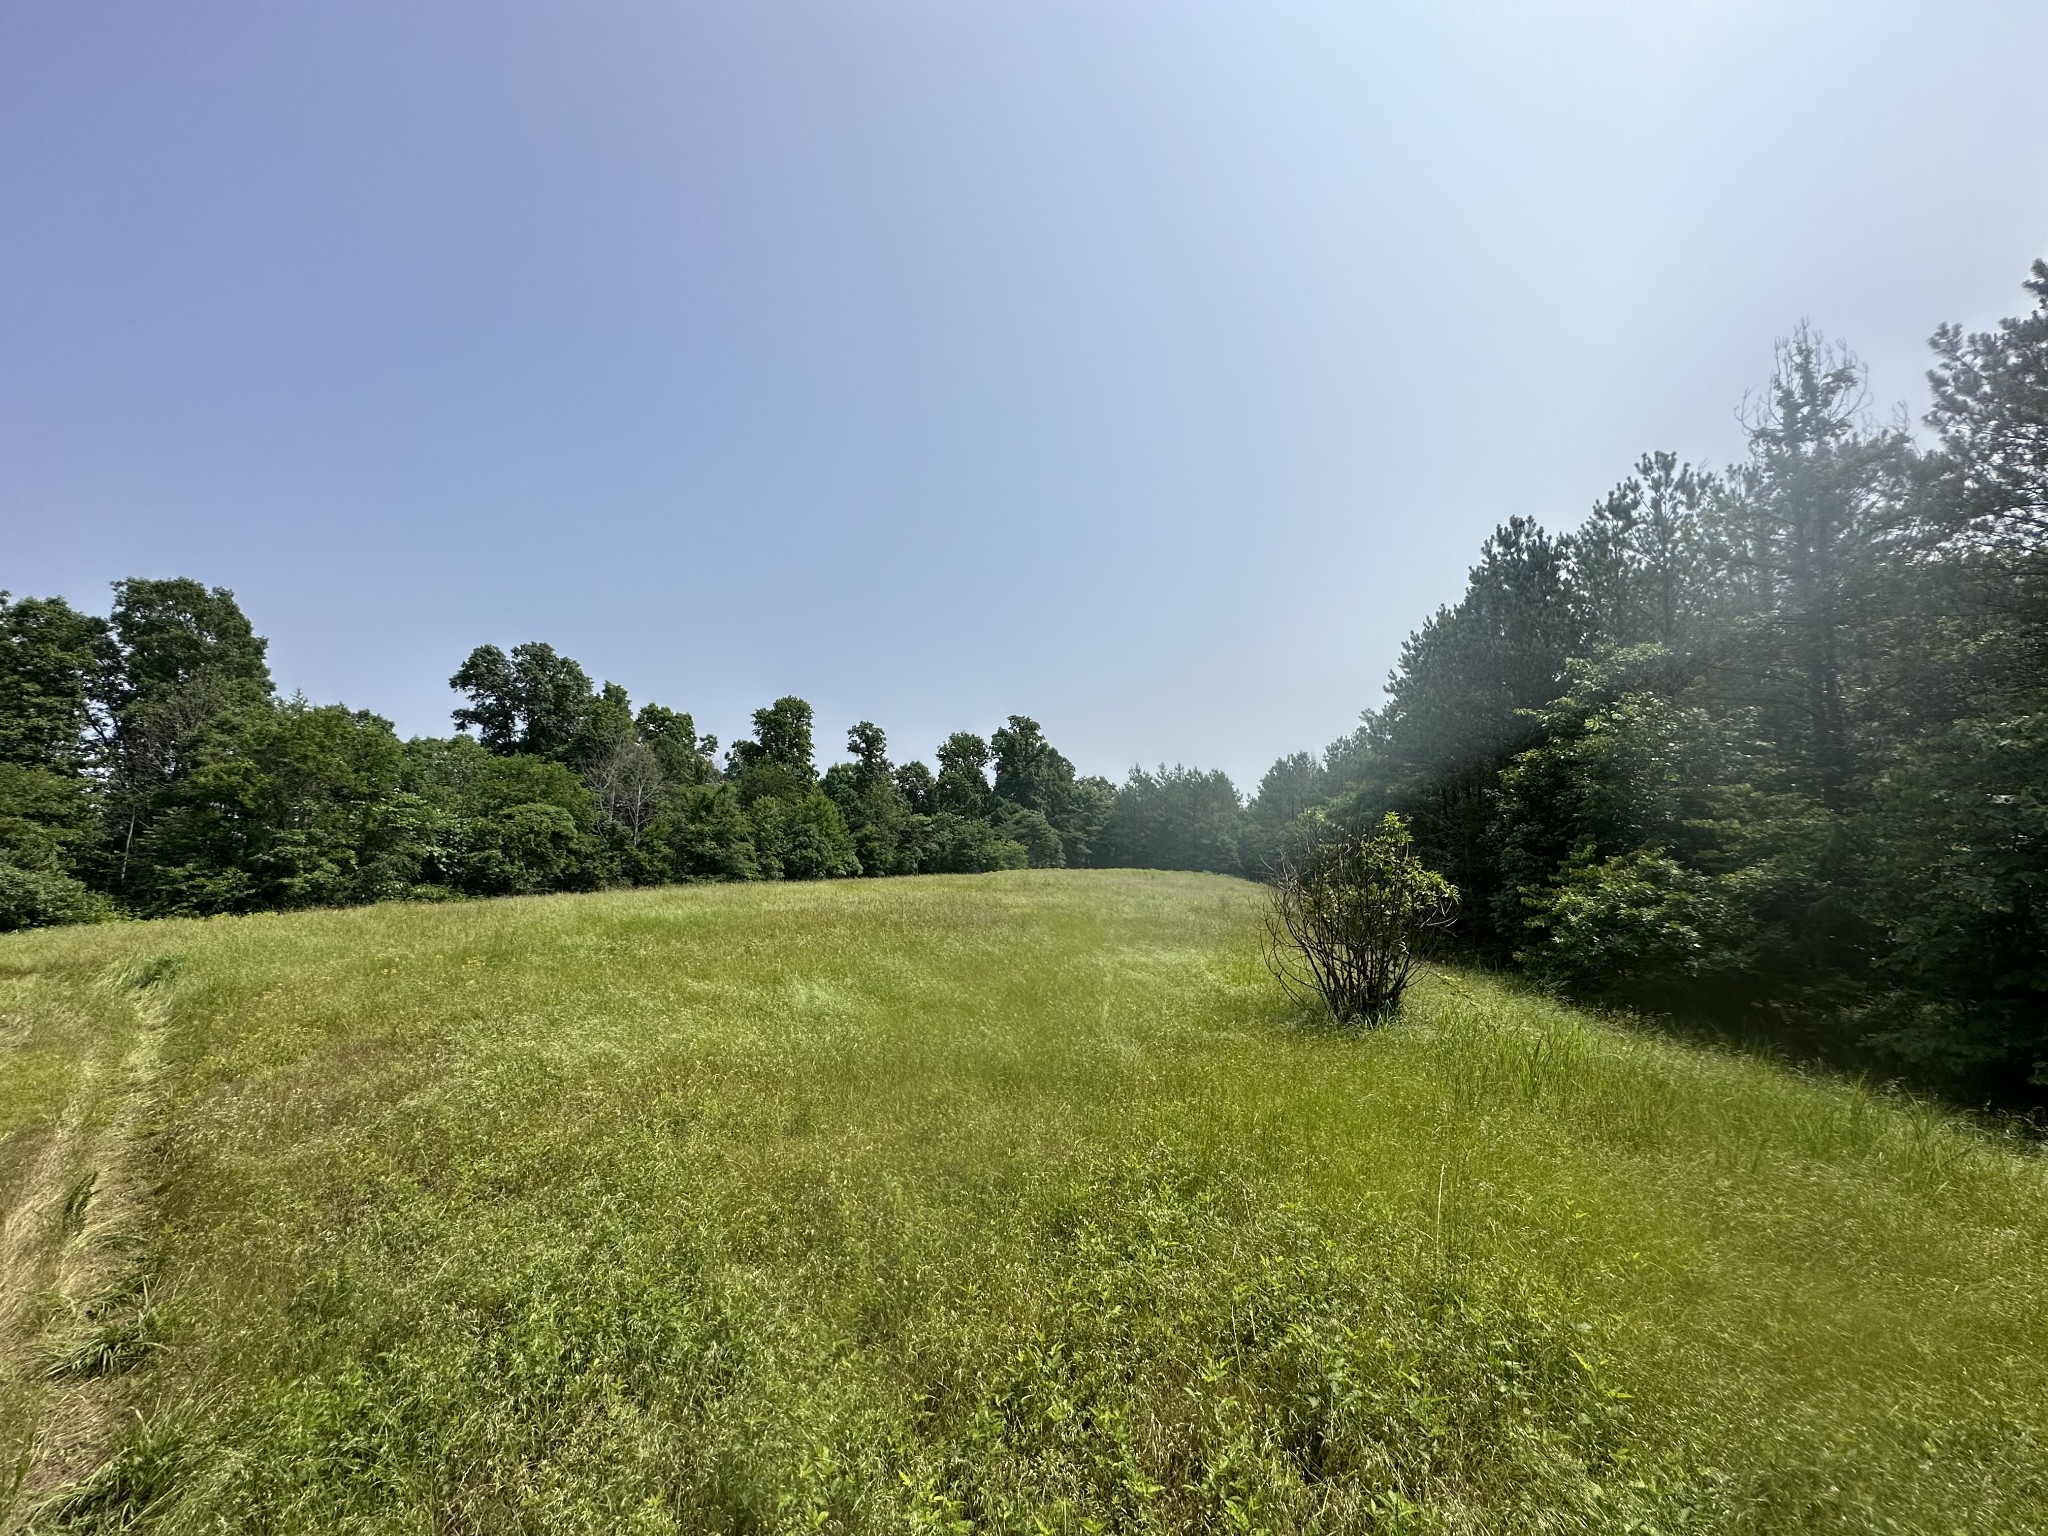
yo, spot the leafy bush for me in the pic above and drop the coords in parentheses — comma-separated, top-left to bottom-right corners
(748, 789, 861, 880)
(1515, 844, 1737, 1008)
(1266, 812, 1457, 1023)
(0, 861, 111, 931)
(991, 802, 1065, 868)
(909, 811, 1029, 874)
(131, 700, 410, 914)
(647, 783, 760, 882)
(1863, 711, 2048, 1087)
(455, 802, 591, 895)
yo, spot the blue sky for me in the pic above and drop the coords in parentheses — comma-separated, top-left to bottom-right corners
(5, 2, 2046, 787)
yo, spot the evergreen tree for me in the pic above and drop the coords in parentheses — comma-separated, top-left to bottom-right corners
(1091, 765, 1241, 873)
(1714, 328, 1908, 808)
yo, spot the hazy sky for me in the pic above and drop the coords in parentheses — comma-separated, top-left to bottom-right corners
(6, 3, 2046, 787)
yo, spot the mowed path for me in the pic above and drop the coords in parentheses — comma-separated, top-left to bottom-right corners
(2, 870, 2044, 1533)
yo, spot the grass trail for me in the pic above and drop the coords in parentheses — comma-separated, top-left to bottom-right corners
(1, 870, 2043, 1533)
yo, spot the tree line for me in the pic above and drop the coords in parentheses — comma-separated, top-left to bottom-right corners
(1234, 262, 2048, 1099)
(6, 261, 2042, 1096)
(0, 587, 1253, 924)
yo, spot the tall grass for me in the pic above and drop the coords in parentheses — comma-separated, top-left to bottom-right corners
(2, 871, 2043, 1532)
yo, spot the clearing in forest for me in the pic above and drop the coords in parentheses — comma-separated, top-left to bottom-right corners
(2, 870, 2043, 1532)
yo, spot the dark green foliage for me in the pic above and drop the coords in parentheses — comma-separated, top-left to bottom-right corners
(1925, 260, 2048, 549)
(1066, 777, 1116, 859)
(892, 759, 935, 816)
(1240, 751, 1329, 878)
(635, 704, 716, 788)
(933, 731, 993, 816)
(724, 698, 858, 877)
(910, 811, 1029, 873)
(0, 577, 1253, 924)
(1091, 764, 1242, 873)
(812, 717, 1122, 877)
(728, 696, 819, 789)
(449, 642, 595, 758)
(0, 859, 110, 931)
(455, 801, 593, 896)
(0, 593, 109, 770)
(0, 601, 113, 927)
(575, 683, 664, 859)
(1861, 262, 2048, 1086)
(1714, 328, 1911, 810)
(400, 738, 601, 897)
(749, 788, 861, 880)
(647, 782, 760, 882)
(1485, 653, 1849, 1018)
(991, 714, 1111, 865)
(571, 679, 635, 765)
(1381, 516, 1578, 779)
(1490, 652, 1747, 955)
(0, 762, 101, 879)
(845, 718, 889, 780)
(1568, 454, 1714, 653)
(93, 579, 278, 895)
(102, 577, 273, 713)
(991, 801, 1064, 869)
(988, 715, 1058, 807)
(1249, 263, 2048, 1097)
(1861, 671, 2048, 1081)
(822, 722, 916, 876)
(861, 719, 1080, 872)
(1306, 517, 1581, 944)
(128, 700, 414, 914)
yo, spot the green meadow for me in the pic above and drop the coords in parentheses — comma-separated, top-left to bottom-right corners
(2, 870, 2044, 1533)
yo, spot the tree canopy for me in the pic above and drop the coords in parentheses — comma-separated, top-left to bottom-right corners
(8, 259, 2046, 1098)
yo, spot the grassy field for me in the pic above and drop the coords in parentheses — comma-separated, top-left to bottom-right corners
(2, 870, 2044, 1534)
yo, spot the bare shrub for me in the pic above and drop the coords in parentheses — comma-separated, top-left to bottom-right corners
(1266, 812, 1458, 1024)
